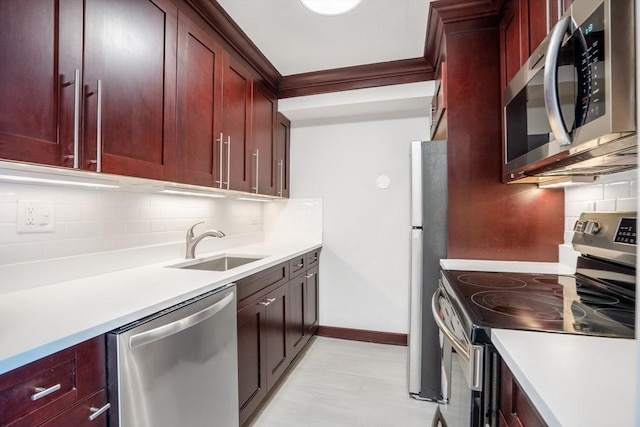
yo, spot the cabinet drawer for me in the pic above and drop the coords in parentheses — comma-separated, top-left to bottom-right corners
(237, 261, 289, 307)
(39, 389, 109, 427)
(289, 256, 306, 278)
(306, 249, 320, 268)
(0, 336, 105, 427)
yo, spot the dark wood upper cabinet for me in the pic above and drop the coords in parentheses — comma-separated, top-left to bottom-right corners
(221, 53, 253, 193)
(275, 113, 291, 198)
(83, 0, 178, 181)
(0, 0, 83, 167)
(251, 82, 277, 196)
(176, 11, 223, 187)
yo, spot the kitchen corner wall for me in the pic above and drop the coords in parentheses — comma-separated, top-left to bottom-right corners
(0, 181, 263, 265)
(290, 116, 429, 335)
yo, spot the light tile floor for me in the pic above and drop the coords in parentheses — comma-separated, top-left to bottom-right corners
(247, 336, 438, 427)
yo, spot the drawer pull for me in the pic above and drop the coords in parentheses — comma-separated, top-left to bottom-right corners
(31, 383, 61, 401)
(294, 263, 304, 268)
(88, 403, 111, 421)
(304, 274, 314, 279)
(258, 298, 276, 307)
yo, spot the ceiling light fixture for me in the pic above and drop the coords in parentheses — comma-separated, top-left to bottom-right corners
(300, 0, 362, 16)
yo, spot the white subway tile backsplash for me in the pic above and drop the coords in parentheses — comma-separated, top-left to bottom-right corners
(0, 182, 279, 265)
(603, 181, 630, 199)
(595, 199, 616, 211)
(564, 170, 637, 239)
(615, 198, 638, 212)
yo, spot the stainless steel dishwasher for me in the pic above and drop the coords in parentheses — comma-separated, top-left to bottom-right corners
(107, 284, 238, 427)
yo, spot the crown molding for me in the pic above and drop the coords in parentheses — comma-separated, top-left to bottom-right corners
(185, 0, 281, 91)
(278, 58, 434, 98)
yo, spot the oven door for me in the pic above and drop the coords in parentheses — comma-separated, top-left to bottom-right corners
(431, 286, 496, 427)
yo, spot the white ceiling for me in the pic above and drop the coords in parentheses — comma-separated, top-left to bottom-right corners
(216, 0, 432, 76)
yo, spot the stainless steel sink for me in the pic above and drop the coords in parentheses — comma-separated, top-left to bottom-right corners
(169, 255, 264, 271)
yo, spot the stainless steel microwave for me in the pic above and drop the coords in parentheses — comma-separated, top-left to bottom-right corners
(503, 0, 636, 183)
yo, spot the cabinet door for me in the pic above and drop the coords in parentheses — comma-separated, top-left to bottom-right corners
(251, 82, 277, 196)
(265, 283, 290, 390)
(83, 0, 177, 181)
(176, 12, 223, 187)
(275, 113, 291, 198)
(499, 359, 547, 427)
(304, 266, 319, 336)
(499, 0, 523, 88)
(288, 275, 307, 360)
(237, 300, 267, 427)
(221, 53, 252, 192)
(0, 0, 83, 167)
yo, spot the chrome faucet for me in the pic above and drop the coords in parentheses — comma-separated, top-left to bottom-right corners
(185, 222, 226, 259)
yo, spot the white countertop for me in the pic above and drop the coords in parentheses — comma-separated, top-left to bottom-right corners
(493, 329, 637, 427)
(0, 239, 322, 375)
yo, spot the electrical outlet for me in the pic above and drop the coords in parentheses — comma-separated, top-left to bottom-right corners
(17, 200, 55, 233)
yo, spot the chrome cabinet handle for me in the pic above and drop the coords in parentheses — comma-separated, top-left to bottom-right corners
(88, 403, 111, 421)
(543, 16, 572, 146)
(304, 273, 314, 279)
(31, 383, 61, 401)
(258, 297, 276, 306)
(252, 149, 260, 193)
(96, 79, 102, 172)
(225, 136, 231, 189)
(216, 133, 223, 188)
(129, 292, 234, 349)
(89, 80, 103, 171)
(431, 287, 470, 360)
(278, 160, 283, 196)
(72, 69, 81, 169)
(294, 262, 304, 268)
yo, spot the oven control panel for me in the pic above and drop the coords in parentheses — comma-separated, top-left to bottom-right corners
(613, 217, 636, 245)
(572, 212, 636, 267)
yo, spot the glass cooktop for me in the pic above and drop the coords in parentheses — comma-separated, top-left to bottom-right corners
(440, 269, 635, 343)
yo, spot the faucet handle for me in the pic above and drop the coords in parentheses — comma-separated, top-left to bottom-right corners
(187, 221, 205, 237)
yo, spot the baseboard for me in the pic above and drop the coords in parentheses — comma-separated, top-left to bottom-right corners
(316, 326, 407, 346)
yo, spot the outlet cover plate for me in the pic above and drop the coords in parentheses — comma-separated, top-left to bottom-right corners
(17, 200, 55, 233)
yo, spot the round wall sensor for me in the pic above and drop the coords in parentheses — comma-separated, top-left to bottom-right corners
(376, 175, 391, 189)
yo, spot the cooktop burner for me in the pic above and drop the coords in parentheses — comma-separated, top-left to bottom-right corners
(441, 270, 635, 342)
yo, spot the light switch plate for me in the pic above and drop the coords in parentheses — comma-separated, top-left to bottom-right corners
(17, 200, 55, 233)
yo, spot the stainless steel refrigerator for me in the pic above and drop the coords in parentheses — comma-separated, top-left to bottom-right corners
(408, 140, 447, 401)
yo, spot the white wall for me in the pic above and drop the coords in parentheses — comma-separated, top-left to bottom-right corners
(290, 116, 429, 334)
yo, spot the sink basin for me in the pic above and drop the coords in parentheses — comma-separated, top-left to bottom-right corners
(169, 255, 264, 272)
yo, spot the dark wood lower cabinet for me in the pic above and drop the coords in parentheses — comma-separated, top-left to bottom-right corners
(499, 358, 547, 427)
(237, 250, 321, 426)
(0, 336, 107, 427)
(237, 296, 268, 426)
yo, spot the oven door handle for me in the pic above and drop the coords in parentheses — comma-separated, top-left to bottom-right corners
(431, 287, 470, 360)
(432, 287, 484, 392)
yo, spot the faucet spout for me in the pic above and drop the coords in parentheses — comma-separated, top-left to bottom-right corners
(185, 222, 226, 259)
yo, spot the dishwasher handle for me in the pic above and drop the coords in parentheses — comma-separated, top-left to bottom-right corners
(129, 291, 234, 350)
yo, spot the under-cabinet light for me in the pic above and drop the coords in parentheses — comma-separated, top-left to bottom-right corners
(300, 0, 362, 16)
(0, 170, 120, 189)
(236, 197, 273, 203)
(537, 176, 596, 189)
(157, 186, 226, 198)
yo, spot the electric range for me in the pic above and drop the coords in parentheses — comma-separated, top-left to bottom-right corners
(431, 211, 636, 427)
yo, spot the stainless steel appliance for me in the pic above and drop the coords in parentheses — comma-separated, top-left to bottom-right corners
(408, 140, 447, 401)
(107, 285, 239, 427)
(503, 0, 636, 183)
(432, 211, 636, 427)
